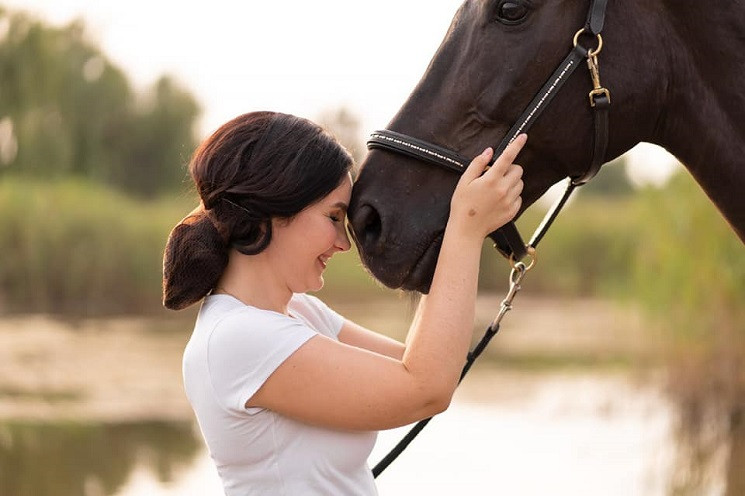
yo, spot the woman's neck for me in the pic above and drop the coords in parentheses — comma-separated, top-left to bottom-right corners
(214, 249, 292, 315)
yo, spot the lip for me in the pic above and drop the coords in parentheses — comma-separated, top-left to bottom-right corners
(318, 255, 330, 270)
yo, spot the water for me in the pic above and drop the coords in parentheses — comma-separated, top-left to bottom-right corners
(371, 374, 676, 495)
(0, 420, 201, 496)
(0, 372, 680, 496)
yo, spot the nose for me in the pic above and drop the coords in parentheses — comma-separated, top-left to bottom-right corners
(337, 223, 351, 252)
(348, 203, 383, 255)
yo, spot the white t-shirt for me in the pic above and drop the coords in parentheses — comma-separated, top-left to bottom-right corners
(182, 293, 378, 496)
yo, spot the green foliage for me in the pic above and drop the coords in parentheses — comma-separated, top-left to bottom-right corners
(0, 177, 387, 316)
(577, 155, 634, 197)
(318, 245, 398, 301)
(0, 177, 192, 315)
(629, 172, 745, 340)
(0, 9, 200, 197)
(479, 191, 638, 297)
(628, 173, 745, 496)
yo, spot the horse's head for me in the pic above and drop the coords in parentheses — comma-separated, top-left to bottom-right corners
(349, 0, 666, 292)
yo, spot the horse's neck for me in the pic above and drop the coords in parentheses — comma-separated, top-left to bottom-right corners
(654, 6, 745, 242)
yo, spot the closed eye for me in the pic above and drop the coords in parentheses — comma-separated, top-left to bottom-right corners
(328, 201, 349, 223)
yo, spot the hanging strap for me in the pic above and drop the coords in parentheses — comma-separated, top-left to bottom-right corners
(370, 0, 611, 479)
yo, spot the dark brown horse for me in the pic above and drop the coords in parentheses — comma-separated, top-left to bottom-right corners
(348, 0, 745, 293)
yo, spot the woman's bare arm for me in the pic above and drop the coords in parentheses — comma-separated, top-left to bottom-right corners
(248, 136, 525, 431)
(337, 320, 405, 360)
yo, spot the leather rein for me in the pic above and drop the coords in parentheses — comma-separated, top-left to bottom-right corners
(367, 0, 612, 478)
(368, 0, 611, 264)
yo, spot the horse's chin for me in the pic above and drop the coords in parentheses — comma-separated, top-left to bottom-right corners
(399, 232, 442, 293)
(363, 232, 441, 294)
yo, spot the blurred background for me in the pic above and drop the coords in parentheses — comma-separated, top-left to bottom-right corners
(0, 1, 743, 495)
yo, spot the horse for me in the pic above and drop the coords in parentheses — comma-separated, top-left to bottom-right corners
(348, 0, 745, 293)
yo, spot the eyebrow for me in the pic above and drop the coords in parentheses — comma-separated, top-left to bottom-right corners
(331, 201, 348, 212)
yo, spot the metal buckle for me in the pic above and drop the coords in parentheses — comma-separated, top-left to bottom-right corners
(586, 52, 611, 107)
(589, 88, 610, 107)
(573, 28, 603, 57)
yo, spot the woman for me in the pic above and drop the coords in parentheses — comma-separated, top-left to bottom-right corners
(163, 111, 525, 495)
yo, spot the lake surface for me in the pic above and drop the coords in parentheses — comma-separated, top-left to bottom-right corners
(0, 372, 685, 496)
(1, 299, 729, 495)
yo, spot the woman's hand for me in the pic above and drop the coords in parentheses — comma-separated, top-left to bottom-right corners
(245, 135, 527, 433)
(449, 134, 526, 238)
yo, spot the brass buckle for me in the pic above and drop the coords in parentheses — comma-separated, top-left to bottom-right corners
(589, 88, 611, 107)
(509, 246, 537, 272)
(585, 48, 611, 107)
(573, 28, 603, 57)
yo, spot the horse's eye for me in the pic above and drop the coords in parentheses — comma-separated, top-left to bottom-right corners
(495, 1, 529, 24)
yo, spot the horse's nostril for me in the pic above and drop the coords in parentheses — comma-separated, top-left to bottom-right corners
(351, 204, 382, 252)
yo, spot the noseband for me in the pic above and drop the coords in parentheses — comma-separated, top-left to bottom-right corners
(367, 0, 610, 263)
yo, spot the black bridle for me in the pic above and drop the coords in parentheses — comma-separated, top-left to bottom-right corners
(368, 0, 610, 264)
(367, 0, 611, 478)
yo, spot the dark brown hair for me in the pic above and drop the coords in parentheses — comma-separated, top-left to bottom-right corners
(162, 111, 353, 310)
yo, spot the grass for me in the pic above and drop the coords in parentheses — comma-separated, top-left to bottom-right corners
(0, 386, 83, 403)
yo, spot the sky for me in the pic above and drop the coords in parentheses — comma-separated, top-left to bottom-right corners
(5, 0, 679, 185)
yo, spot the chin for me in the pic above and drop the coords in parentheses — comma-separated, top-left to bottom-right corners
(308, 276, 325, 293)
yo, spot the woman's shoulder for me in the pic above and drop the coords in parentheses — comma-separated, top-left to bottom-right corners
(194, 295, 314, 353)
(289, 293, 336, 318)
(289, 293, 344, 337)
(202, 294, 291, 327)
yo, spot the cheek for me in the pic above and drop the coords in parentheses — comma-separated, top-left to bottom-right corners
(316, 221, 338, 245)
(295, 223, 335, 260)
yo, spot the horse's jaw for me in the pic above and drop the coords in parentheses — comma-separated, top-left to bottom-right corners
(349, 150, 455, 292)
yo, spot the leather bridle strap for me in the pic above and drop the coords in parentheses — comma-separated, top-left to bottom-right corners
(369, 0, 610, 479)
(367, 0, 610, 262)
(492, 1, 608, 167)
(367, 130, 531, 261)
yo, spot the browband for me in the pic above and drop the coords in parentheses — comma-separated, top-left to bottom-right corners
(366, 0, 610, 262)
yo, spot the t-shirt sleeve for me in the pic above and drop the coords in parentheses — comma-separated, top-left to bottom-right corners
(292, 293, 345, 338)
(207, 310, 316, 415)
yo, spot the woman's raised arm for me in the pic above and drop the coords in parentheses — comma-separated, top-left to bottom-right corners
(248, 135, 526, 431)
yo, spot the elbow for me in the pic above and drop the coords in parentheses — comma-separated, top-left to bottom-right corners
(418, 383, 455, 418)
(400, 363, 458, 422)
(429, 394, 452, 416)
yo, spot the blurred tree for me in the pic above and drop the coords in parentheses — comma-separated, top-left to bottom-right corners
(578, 155, 634, 197)
(111, 76, 200, 197)
(317, 106, 366, 166)
(631, 172, 745, 495)
(0, 8, 200, 197)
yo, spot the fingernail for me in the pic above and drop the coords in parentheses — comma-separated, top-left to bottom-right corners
(482, 147, 493, 156)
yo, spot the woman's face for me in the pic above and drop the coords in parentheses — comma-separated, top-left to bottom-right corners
(267, 174, 353, 293)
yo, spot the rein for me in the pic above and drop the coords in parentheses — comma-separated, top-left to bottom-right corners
(368, 0, 611, 478)
(368, 0, 610, 262)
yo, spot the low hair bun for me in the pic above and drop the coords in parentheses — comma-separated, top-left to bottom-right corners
(162, 213, 229, 310)
(162, 111, 354, 311)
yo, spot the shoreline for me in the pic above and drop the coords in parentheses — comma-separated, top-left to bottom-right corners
(0, 295, 663, 423)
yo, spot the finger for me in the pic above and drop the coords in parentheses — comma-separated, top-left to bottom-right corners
(461, 147, 494, 183)
(503, 164, 524, 185)
(509, 196, 523, 218)
(505, 163, 523, 179)
(507, 175, 524, 197)
(487, 133, 528, 176)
